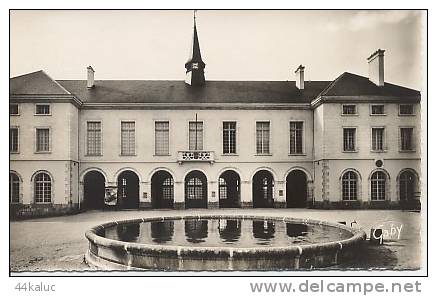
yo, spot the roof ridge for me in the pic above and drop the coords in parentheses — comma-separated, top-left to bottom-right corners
(318, 72, 349, 96)
(10, 69, 44, 79)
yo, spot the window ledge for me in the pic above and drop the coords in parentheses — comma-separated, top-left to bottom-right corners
(370, 114, 386, 116)
(288, 153, 306, 156)
(370, 150, 387, 153)
(342, 150, 358, 153)
(154, 154, 171, 157)
(399, 150, 416, 153)
(341, 114, 359, 116)
(398, 114, 415, 116)
(85, 154, 103, 157)
(34, 151, 51, 154)
(10, 151, 20, 154)
(255, 153, 273, 156)
(119, 154, 137, 157)
(10, 114, 20, 116)
(34, 114, 52, 116)
(222, 153, 239, 156)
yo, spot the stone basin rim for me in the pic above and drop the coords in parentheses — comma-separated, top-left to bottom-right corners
(85, 214, 367, 254)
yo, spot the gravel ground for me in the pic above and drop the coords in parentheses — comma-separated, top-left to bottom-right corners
(10, 209, 422, 272)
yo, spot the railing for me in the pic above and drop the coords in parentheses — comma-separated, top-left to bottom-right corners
(177, 151, 215, 164)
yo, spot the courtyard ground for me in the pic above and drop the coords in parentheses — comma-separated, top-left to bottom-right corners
(10, 209, 422, 272)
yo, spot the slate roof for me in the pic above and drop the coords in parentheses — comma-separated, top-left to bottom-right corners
(320, 72, 420, 98)
(10, 70, 71, 96)
(10, 70, 420, 104)
(56, 80, 331, 104)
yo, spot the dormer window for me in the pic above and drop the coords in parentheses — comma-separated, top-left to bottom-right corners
(192, 63, 199, 69)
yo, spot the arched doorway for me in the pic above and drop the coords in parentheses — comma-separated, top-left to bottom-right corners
(151, 171, 174, 209)
(219, 170, 241, 208)
(185, 170, 207, 208)
(83, 170, 106, 209)
(399, 171, 416, 201)
(399, 170, 419, 210)
(286, 170, 308, 208)
(252, 170, 274, 208)
(117, 170, 139, 209)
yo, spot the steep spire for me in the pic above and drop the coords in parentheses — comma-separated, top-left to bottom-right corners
(185, 10, 206, 87)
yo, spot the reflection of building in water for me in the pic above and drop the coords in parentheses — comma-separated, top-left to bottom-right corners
(9, 13, 422, 219)
(150, 221, 174, 243)
(252, 220, 275, 240)
(286, 223, 308, 238)
(185, 220, 208, 243)
(218, 219, 241, 242)
(116, 223, 140, 242)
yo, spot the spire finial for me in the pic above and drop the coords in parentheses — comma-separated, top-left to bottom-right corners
(194, 10, 197, 23)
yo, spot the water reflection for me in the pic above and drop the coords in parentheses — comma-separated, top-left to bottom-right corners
(218, 219, 241, 243)
(185, 220, 208, 243)
(115, 223, 140, 242)
(150, 221, 174, 243)
(252, 220, 275, 242)
(286, 223, 308, 238)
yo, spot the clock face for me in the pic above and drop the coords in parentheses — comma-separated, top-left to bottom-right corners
(192, 63, 199, 69)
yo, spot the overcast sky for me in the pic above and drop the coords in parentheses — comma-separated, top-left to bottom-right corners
(10, 10, 424, 89)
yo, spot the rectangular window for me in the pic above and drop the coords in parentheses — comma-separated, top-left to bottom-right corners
(10, 104, 19, 115)
(10, 127, 19, 153)
(371, 128, 385, 151)
(400, 128, 414, 151)
(256, 121, 270, 154)
(189, 121, 203, 150)
(399, 104, 414, 115)
(36, 128, 50, 152)
(35, 104, 50, 115)
(121, 121, 135, 155)
(223, 121, 236, 154)
(371, 104, 385, 115)
(343, 128, 356, 152)
(155, 121, 170, 155)
(289, 121, 303, 154)
(342, 105, 357, 115)
(87, 121, 102, 155)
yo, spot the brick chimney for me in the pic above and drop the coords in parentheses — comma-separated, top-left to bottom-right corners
(294, 65, 305, 90)
(87, 66, 95, 88)
(367, 49, 385, 87)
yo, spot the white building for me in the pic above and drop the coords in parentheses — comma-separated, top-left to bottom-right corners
(9, 19, 421, 218)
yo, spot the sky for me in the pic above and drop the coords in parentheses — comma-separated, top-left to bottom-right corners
(10, 10, 424, 90)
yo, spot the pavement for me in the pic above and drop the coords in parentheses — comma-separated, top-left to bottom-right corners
(9, 209, 422, 272)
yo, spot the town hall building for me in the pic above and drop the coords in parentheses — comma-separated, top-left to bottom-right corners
(9, 18, 421, 218)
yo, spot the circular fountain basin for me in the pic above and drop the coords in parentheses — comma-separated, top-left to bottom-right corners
(85, 215, 366, 271)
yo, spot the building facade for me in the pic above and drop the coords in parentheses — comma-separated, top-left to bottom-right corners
(9, 20, 421, 218)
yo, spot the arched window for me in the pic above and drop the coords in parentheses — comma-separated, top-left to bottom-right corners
(219, 177, 227, 200)
(342, 171, 358, 201)
(371, 171, 386, 201)
(10, 173, 20, 204)
(34, 172, 52, 203)
(187, 177, 203, 200)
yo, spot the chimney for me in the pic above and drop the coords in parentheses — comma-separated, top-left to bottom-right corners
(294, 65, 305, 90)
(87, 66, 95, 88)
(367, 49, 385, 86)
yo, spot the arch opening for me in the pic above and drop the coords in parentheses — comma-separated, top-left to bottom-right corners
(151, 170, 174, 209)
(185, 170, 208, 209)
(286, 170, 307, 208)
(219, 170, 241, 208)
(252, 170, 274, 208)
(83, 170, 106, 209)
(117, 170, 140, 209)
